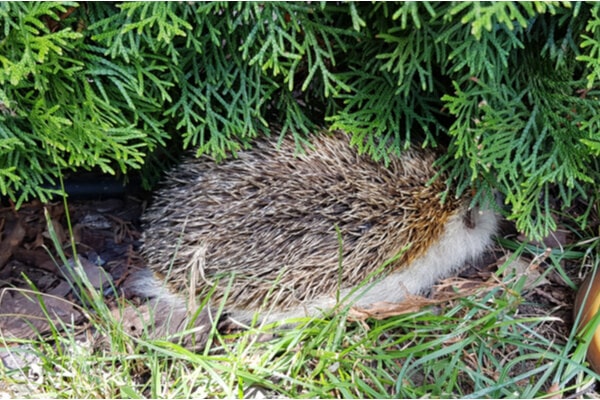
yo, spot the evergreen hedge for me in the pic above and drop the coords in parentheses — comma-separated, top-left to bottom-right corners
(1, 2, 599, 239)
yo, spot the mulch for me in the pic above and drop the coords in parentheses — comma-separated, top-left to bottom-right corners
(0, 195, 147, 345)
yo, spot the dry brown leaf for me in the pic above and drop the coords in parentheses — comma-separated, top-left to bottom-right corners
(545, 382, 562, 399)
(0, 288, 82, 341)
(348, 276, 502, 322)
(110, 299, 211, 349)
(12, 248, 54, 272)
(500, 252, 550, 291)
(44, 218, 66, 244)
(433, 276, 499, 295)
(57, 256, 112, 290)
(348, 297, 439, 321)
(0, 220, 26, 269)
(111, 303, 149, 338)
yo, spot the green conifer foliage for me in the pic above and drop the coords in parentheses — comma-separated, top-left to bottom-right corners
(0, 2, 598, 239)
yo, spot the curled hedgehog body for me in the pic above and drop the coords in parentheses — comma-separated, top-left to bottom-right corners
(131, 131, 497, 340)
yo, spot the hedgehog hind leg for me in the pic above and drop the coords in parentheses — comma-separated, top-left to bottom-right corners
(120, 268, 216, 349)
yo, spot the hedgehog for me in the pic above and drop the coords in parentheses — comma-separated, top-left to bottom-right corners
(129, 130, 498, 341)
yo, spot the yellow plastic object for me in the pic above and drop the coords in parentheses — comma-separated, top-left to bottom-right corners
(575, 272, 600, 374)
